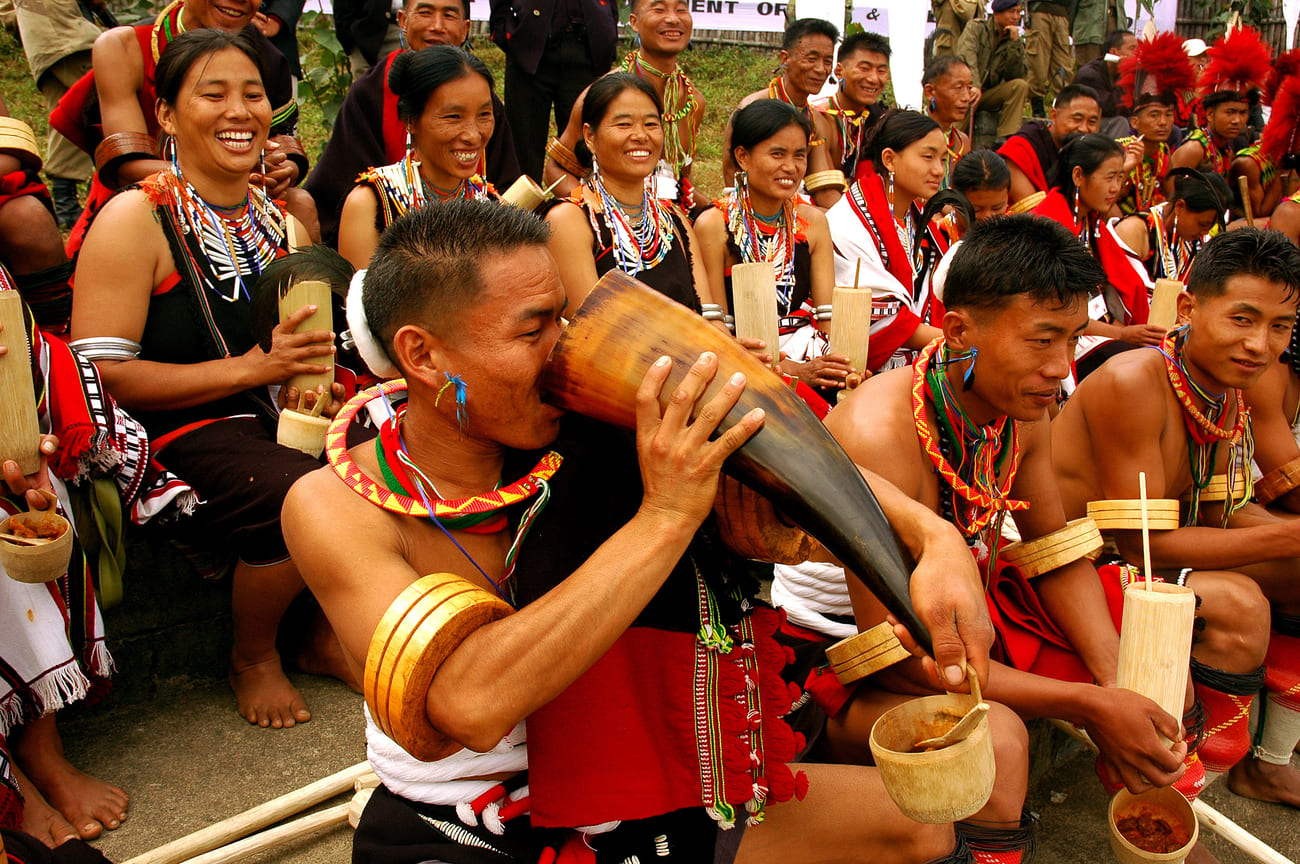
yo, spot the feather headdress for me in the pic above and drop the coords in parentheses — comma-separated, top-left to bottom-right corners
(1119, 32, 1197, 110)
(1261, 75, 1300, 164)
(1265, 49, 1300, 106)
(1198, 26, 1273, 106)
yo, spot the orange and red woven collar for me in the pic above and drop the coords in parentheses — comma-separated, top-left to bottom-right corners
(325, 380, 563, 519)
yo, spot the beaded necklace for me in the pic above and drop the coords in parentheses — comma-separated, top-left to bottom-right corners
(911, 338, 1028, 566)
(768, 77, 812, 121)
(163, 164, 285, 302)
(820, 91, 865, 168)
(325, 381, 563, 606)
(1124, 138, 1169, 212)
(941, 126, 964, 189)
(584, 174, 675, 277)
(1188, 128, 1232, 176)
(622, 51, 698, 177)
(1154, 328, 1252, 526)
(722, 189, 799, 309)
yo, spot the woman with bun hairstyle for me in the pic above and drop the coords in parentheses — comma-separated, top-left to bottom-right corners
(1114, 168, 1228, 283)
(1031, 133, 1164, 378)
(339, 45, 498, 270)
(544, 73, 715, 316)
(695, 99, 849, 391)
(824, 109, 950, 375)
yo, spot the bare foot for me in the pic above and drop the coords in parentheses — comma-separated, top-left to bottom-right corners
(1227, 757, 1300, 808)
(12, 716, 128, 840)
(230, 652, 311, 729)
(293, 606, 360, 693)
(13, 763, 86, 847)
(1185, 840, 1221, 864)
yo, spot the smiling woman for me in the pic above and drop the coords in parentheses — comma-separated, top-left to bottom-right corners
(337, 45, 498, 271)
(68, 29, 345, 731)
(543, 72, 717, 317)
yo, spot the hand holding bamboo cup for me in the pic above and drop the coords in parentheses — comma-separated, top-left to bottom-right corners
(0, 289, 42, 476)
(278, 278, 334, 397)
(730, 262, 781, 372)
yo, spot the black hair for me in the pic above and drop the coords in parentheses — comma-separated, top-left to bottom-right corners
(575, 72, 662, 172)
(730, 99, 814, 162)
(943, 214, 1105, 313)
(861, 109, 941, 181)
(250, 245, 354, 352)
(154, 29, 264, 106)
(1053, 83, 1101, 111)
(782, 18, 838, 52)
(838, 31, 890, 61)
(1167, 168, 1229, 219)
(1053, 133, 1124, 206)
(923, 54, 969, 87)
(1103, 29, 1134, 55)
(389, 45, 492, 123)
(403, 0, 471, 21)
(951, 149, 1010, 195)
(1186, 228, 1300, 302)
(364, 199, 551, 351)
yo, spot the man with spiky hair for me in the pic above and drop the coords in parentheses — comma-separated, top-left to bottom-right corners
(1055, 228, 1300, 806)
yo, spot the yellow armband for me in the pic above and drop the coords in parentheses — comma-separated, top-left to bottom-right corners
(804, 169, 848, 193)
(0, 117, 42, 173)
(1086, 498, 1180, 531)
(825, 621, 910, 684)
(998, 517, 1103, 578)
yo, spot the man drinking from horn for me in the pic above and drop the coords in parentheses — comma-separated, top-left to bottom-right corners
(283, 198, 994, 863)
(1053, 228, 1300, 808)
(774, 214, 1202, 862)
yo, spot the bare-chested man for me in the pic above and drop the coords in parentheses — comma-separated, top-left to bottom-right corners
(542, 0, 705, 208)
(723, 18, 839, 190)
(1054, 228, 1300, 808)
(997, 84, 1100, 206)
(283, 199, 995, 862)
(786, 216, 1203, 822)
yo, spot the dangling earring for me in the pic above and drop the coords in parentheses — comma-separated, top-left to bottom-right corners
(632, 29, 641, 49)
(1173, 211, 1179, 240)
(929, 96, 937, 113)
(399, 28, 409, 50)
(405, 127, 414, 154)
(590, 152, 602, 186)
(1073, 186, 1081, 217)
(735, 169, 748, 200)
(888, 169, 895, 210)
(962, 346, 978, 391)
(435, 372, 469, 435)
(165, 135, 178, 168)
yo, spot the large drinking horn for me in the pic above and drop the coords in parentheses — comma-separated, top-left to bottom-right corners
(542, 270, 931, 652)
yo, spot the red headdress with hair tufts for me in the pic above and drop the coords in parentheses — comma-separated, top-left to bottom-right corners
(1261, 75, 1300, 164)
(1198, 26, 1273, 103)
(1265, 49, 1300, 105)
(1119, 32, 1197, 110)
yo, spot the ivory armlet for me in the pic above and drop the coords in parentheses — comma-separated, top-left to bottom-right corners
(0, 117, 43, 173)
(998, 517, 1104, 579)
(546, 136, 584, 178)
(825, 622, 909, 684)
(1085, 498, 1181, 531)
(804, 170, 847, 193)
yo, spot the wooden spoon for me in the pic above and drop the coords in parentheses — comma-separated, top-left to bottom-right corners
(0, 532, 51, 546)
(912, 662, 988, 751)
(912, 701, 989, 751)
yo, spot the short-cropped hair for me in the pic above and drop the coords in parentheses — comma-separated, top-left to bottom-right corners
(364, 199, 551, 353)
(943, 214, 1104, 313)
(783, 17, 838, 51)
(1186, 228, 1300, 302)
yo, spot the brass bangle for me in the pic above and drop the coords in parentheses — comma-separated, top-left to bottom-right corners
(93, 132, 158, 187)
(365, 573, 512, 761)
(804, 169, 847, 193)
(1085, 498, 1181, 531)
(546, 136, 584, 178)
(998, 517, 1104, 579)
(1256, 455, 1300, 505)
(0, 117, 42, 172)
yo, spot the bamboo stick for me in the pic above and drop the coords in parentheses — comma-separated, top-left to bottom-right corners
(1140, 472, 1153, 589)
(1148, 279, 1184, 330)
(123, 762, 375, 864)
(730, 263, 780, 370)
(278, 278, 334, 396)
(1048, 721, 1295, 864)
(179, 801, 351, 864)
(1240, 175, 1256, 227)
(829, 287, 873, 376)
(0, 291, 42, 476)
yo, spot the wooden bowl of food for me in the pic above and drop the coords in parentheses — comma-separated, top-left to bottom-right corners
(1108, 786, 1198, 864)
(1, 505, 73, 584)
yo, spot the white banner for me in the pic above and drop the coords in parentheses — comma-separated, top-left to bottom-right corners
(850, 0, 931, 110)
(1286, 0, 1300, 50)
(689, 0, 792, 33)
